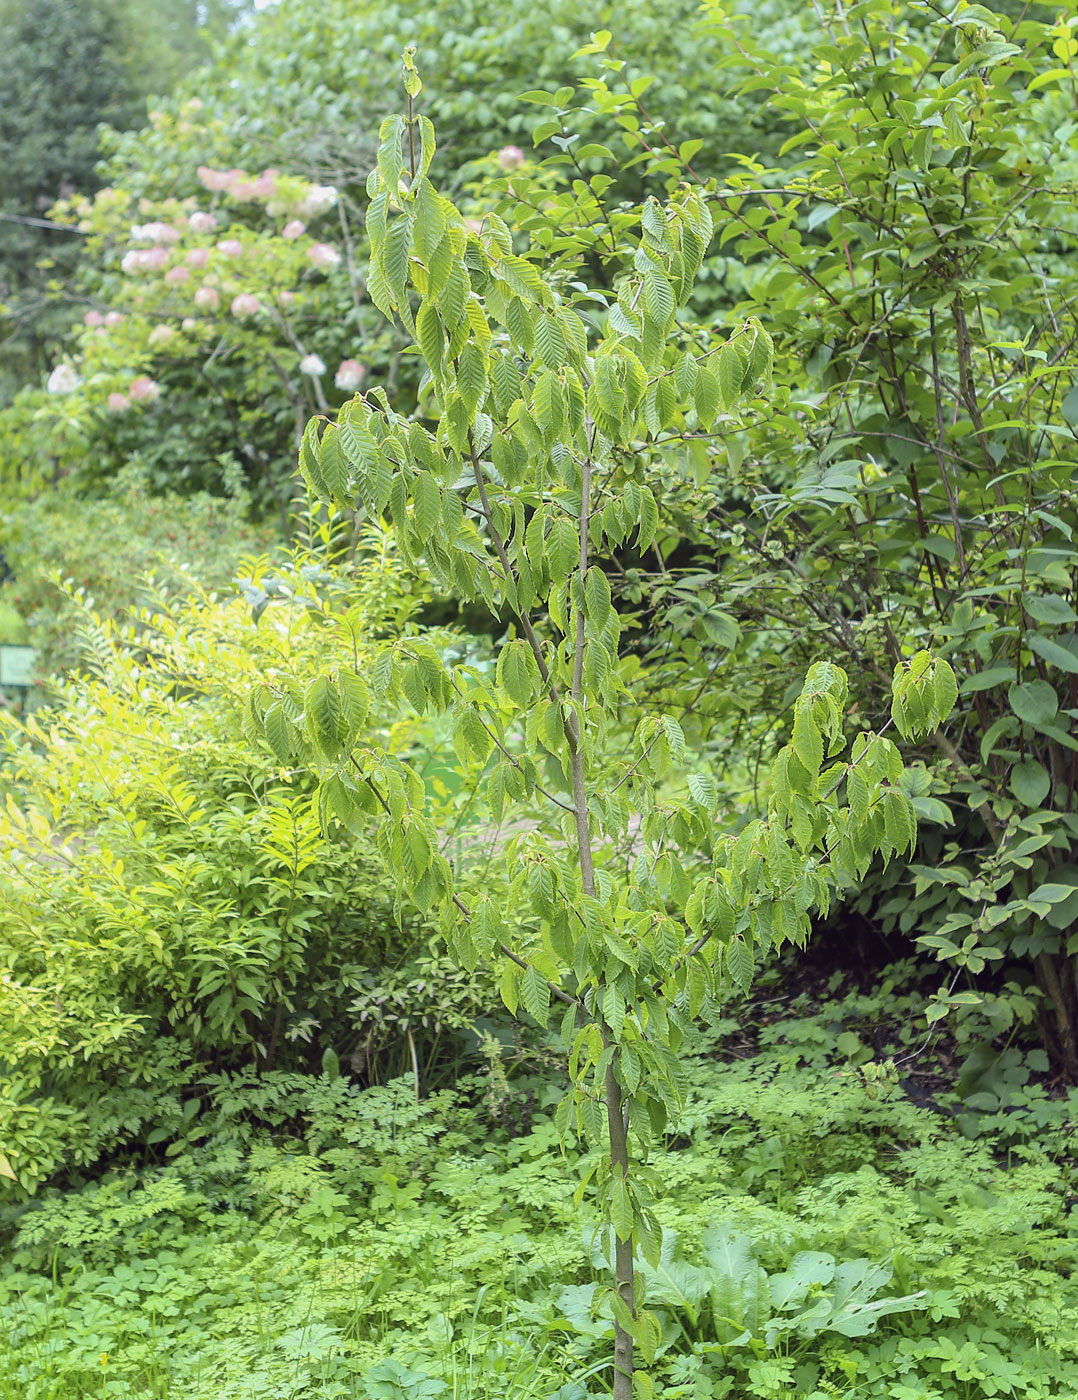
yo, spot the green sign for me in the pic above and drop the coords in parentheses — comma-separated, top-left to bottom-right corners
(0, 646, 36, 687)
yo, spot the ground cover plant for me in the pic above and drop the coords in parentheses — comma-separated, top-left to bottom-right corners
(0, 980, 1076, 1399)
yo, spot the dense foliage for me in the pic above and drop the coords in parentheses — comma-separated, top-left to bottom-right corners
(0, 541, 494, 1191)
(623, 0, 1078, 1073)
(2, 2, 1078, 1397)
(0, 0, 814, 508)
(2, 980, 1076, 1398)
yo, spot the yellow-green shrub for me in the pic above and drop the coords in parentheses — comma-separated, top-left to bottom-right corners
(0, 538, 490, 1193)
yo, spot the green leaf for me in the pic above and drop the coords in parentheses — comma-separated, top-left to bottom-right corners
(521, 964, 551, 1026)
(1010, 760, 1051, 808)
(792, 705, 823, 778)
(725, 937, 754, 990)
(688, 772, 716, 808)
(693, 365, 721, 428)
(547, 516, 577, 579)
(412, 472, 441, 540)
(910, 796, 954, 826)
(1008, 679, 1058, 726)
(1028, 632, 1078, 674)
(960, 665, 1015, 694)
(585, 567, 612, 629)
(497, 639, 535, 709)
(932, 659, 958, 721)
(497, 254, 546, 304)
(610, 1172, 634, 1242)
(642, 271, 675, 332)
(699, 611, 740, 649)
(717, 339, 747, 411)
(1024, 594, 1078, 625)
(455, 342, 488, 413)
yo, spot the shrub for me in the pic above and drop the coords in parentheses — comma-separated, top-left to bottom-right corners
(0, 462, 271, 673)
(0, 540, 493, 1192)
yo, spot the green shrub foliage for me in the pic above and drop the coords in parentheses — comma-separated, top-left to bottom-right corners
(606, 1, 1078, 1069)
(0, 544, 492, 1192)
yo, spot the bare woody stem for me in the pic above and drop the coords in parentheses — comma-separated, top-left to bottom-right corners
(466, 427, 558, 694)
(572, 450, 634, 1400)
(344, 753, 581, 1009)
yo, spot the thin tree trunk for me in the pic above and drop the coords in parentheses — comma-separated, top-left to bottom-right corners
(570, 449, 635, 1398)
(605, 1063, 636, 1400)
(1035, 952, 1078, 1080)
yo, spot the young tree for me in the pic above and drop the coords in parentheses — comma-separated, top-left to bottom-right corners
(246, 54, 956, 1398)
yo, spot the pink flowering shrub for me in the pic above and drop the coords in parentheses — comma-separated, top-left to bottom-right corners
(21, 117, 390, 505)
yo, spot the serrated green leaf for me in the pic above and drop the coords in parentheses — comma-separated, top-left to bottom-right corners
(497, 639, 535, 708)
(521, 964, 551, 1026)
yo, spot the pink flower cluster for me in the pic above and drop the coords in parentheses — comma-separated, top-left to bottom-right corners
(130, 376, 160, 401)
(307, 243, 341, 271)
(335, 358, 364, 391)
(108, 376, 161, 412)
(197, 165, 279, 202)
(83, 308, 125, 332)
(131, 221, 181, 243)
(231, 293, 262, 319)
(47, 364, 80, 394)
(122, 246, 170, 274)
(296, 184, 338, 219)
